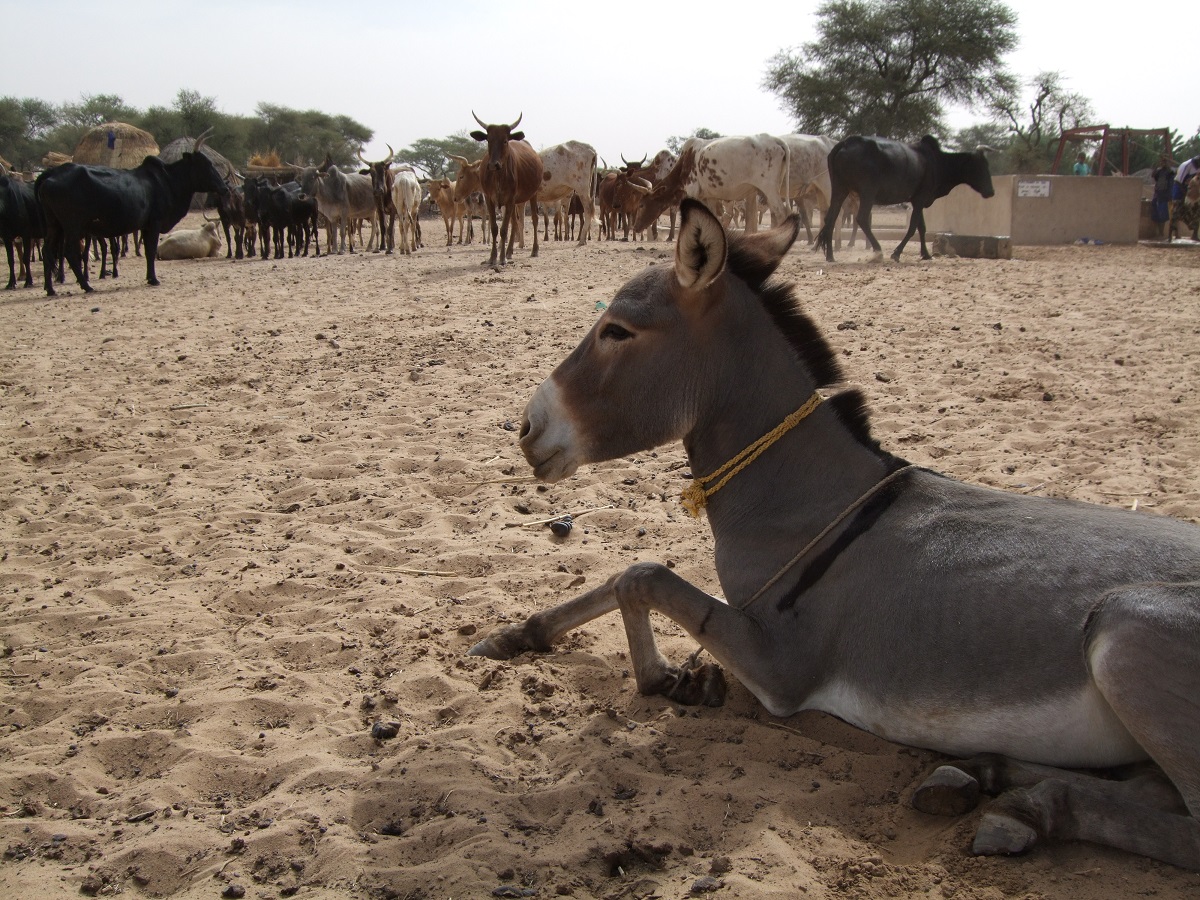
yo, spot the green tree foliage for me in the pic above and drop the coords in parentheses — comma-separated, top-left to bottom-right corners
(0, 90, 372, 172)
(1174, 127, 1200, 162)
(986, 71, 1092, 173)
(394, 133, 481, 179)
(0, 96, 58, 169)
(247, 103, 371, 167)
(665, 127, 723, 155)
(763, 0, 1018, 141)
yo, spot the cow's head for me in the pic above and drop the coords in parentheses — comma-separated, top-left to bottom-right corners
(966, 148, 995, 199)
(451, 155, 483, 201)
(471, 112, 524, 173)
(182, 129, 229, 197)
(358, 144, 395, 197)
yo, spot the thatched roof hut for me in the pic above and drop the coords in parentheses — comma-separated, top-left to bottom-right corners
(72, 122, 159, 169)
(160, 136, 240, 185)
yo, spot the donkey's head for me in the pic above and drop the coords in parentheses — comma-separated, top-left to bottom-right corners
(519, 199, 802, 482)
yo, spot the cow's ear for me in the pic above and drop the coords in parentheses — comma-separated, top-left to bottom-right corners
(510, 131, 524, 142)
(675, 198, 726, 291)
(470, 131, 486, 142)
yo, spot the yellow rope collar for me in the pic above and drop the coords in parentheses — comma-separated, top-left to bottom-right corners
(680, 392, 822, 518)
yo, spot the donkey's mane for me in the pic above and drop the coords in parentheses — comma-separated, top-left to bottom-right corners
(727, 236, 888, 456)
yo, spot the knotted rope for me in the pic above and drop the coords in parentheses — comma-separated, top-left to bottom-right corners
(680, 392, 822, 518)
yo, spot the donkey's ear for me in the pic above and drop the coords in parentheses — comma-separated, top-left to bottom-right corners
(675, 198, 727, 290)
(726, 214, 801, 288)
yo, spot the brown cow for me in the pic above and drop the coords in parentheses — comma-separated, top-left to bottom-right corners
(427, 176, 469, 246)
(469, 112, 543, 266)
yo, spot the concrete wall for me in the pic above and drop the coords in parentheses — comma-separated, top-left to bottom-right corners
(925, 175, 1144, 245)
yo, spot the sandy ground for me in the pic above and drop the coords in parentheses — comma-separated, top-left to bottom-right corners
(2, 211, 1200, 900)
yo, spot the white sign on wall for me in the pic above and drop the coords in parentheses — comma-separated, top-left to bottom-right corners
(1017, 179, 1052, 198)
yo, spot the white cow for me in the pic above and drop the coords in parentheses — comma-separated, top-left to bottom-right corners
(156, 220, 222, 260)
(294, 164, 377, 254)
(631, 134, 791, 235)
(536, 140, 597, 245)
(390, 167, 422, 255)
(779, 133, 837, 244)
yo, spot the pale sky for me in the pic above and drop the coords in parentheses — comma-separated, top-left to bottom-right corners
(1, 0, 1188, 164)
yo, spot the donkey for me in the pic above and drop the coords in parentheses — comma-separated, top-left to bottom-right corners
(470, 198, 1200, 868)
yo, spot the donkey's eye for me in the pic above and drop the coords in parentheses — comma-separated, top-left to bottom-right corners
(601, 323, 633, 342)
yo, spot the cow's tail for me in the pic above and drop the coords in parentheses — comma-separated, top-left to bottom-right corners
(779, 137, 791, 222)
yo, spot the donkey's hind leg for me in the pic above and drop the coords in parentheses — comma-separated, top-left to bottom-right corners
(916, 583, 1200, 869)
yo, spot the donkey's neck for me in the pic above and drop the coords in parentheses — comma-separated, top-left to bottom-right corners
(681, 293, 898, 607)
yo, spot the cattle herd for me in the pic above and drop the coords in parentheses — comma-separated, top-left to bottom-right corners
(4, 117, 1199, 295)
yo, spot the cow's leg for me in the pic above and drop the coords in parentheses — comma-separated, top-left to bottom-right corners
(501, 204, 516, 264)
(42, 228, 59, 296)
(108, 238, 119, 278)
(63, 233, 91, 292)
(530, 201, 540, 258)
(4, 238, 15, 290)
(142, 231, 160, 285)
(892, 207, 923, 260)
(855, 202, 883, 259)
(817, 187, 851, 261)
(484, 200, 500, 266)
(20, 237, 34, 288)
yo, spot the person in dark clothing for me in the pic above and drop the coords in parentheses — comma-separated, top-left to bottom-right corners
(1152, 155, 1176, 236)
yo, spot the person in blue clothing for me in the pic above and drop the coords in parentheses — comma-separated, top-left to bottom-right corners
(1072, 152, 1091, 176)
(1173, 155, 1200, 201)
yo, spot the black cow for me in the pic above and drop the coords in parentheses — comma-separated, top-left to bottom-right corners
(35, 130, 229, 295)
(1, 173, 45, 289)
(207, 184, 249, 259)
(246, 177, 320, 260)
(359, 146, 397, 253)
(816, 135, 994, 262)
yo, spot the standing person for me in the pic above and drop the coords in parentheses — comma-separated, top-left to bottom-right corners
(1152, 155, 1177, 237)
(1072, 152, 1092, 176)
(1173, 155, 1200, 202)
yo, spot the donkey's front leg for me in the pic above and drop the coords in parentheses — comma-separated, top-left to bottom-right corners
(469, 578, 620, 659)
(612, 562, 786, 709)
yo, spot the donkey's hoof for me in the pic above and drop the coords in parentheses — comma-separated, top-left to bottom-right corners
(664, 662, 727, 707)
(467, 624, 547, 660)
(972, 811, 1038, 857)
(912, 765, 981, 816)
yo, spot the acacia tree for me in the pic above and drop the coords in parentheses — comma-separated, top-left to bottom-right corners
(395, 133, 481, 178)
(763, 0, 1019, 140)
(989, 71, 1092, 173)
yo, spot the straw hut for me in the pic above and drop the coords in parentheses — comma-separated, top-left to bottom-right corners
(72, 122, 159, 169)
(159, 136, 240, 186)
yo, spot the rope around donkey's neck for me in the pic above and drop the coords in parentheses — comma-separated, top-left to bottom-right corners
(680, 392, 823, 518)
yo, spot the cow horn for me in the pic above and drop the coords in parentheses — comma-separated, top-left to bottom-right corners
(638, 154, 647, 167)
(976, 144, 998, 154)
(194, 127, 213, 152)
(202, 210, 218, 222)
(356, 149, 369, 165)
(509, 112, 523, 130)
(384, 144, 395, 165)
(472, 111, 488, 129)
(628, 180, 652, 194)
(621, 153, 630, 166)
